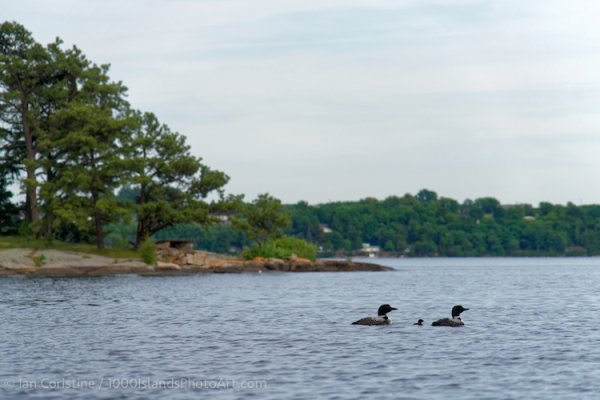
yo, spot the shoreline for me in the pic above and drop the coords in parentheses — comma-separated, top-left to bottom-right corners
(0, 248, 391, 277)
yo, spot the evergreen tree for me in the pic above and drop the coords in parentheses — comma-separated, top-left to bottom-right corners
(123, 111, 229, 248)
(46, 63, 132, 249)
(0, 21, 52, 226)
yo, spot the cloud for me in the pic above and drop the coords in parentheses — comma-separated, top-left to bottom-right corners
(5, 0, 600, 204)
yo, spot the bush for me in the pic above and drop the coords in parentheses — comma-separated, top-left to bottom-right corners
(242, 236, 317, 261)
(139, 238, 157, 265)
(32, 253, 46, 267)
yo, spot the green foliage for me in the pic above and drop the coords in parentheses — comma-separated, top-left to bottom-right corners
(242, 236, 317, 261)
(153, 222, 250, 254)
(139, 239, 157, 266)
(105, 220, 136, 249)
(123, 111, 230, 248)
(32, 253, 46, 267)
(0, 23, 229, 250)
(0, 177, 21, 234)
(106, 189, 600, 258)
(0, 21, 51, 226)
(283, 189, 600, 257)
(234, 193, 291, 246)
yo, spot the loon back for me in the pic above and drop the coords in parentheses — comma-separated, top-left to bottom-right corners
(432, 305, 468, 327)
(352, 316, 390, 326)
(431, 317, 464, 327)
(352, 304, 397, 326)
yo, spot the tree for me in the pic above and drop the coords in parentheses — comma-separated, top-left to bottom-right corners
(234, 193, 291, 248)
(416, 188, 438, 204)
(0, 22, 105, 240)
(0, 21, 52, 225)
(34, 40, 91, 238)
(123, 111, 229, 248)
(45, 62, 132, 249)
(1, 23, 232, 250)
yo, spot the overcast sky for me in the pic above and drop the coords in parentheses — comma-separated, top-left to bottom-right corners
(4, 0, 600, 205)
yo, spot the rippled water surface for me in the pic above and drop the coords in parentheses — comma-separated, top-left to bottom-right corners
(2, 258, 600, 399)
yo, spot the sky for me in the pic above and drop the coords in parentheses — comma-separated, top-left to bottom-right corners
(3, 0, 600, 205)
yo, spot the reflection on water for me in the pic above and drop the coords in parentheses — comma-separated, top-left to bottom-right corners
(2, 258, 600, 399)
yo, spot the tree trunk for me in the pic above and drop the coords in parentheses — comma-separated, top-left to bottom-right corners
(87, 149, 105, 250)
(21, 95, 38, 225)
(95, 210, 105, 250)
(135, 220, 146, 250)
(134, 185, 146, 249)
(92, 191, 105, 250)
(40, 157, 57, 238)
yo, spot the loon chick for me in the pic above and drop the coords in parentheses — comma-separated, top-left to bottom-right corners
(432, 305, 469, 327)
(414, 319, 424, 326)
(352, 304, 397, 325)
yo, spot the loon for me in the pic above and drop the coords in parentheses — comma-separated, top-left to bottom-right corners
(414, 319, 424, 326)
(432, 305, 469, 327)
(352, 304, 397, 325)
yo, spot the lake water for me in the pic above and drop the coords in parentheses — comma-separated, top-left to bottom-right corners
(2, 257, 600, 399)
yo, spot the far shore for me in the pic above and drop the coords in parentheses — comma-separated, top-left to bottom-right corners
(0, 248, 391, 277)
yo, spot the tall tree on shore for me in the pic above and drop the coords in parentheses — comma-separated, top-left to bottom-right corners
(45, 63, 132, 249)
(0, 21, 52, 226)
(35, 41, 91, 238)
(123, 111, 230, 248)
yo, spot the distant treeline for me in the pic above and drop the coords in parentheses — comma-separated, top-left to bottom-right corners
(286, 189, 598, 257)
(133, 189, 600, 257)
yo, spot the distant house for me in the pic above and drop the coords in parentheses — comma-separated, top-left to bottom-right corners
(211, 213, 231, 224)
(319, 224, 333, 233)
(564, 246, 587, 255)
(360, 243, 380, 257)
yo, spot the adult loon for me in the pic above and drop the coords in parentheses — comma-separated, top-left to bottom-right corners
(432, 305, 469, 327)
(414, 319, 424, 326)
(352, 304, 397, 325)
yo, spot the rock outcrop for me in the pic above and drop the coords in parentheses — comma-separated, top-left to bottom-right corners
(0, 248, 392, 277)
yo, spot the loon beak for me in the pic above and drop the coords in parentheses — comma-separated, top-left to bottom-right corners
(463, 308, 469, 311)
(390, 307, 397, 311)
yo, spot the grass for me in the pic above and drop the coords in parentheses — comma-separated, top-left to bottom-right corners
(0, 235, 140, 259)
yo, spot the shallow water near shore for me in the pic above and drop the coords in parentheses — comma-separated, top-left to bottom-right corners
(2, 257, 600, 399)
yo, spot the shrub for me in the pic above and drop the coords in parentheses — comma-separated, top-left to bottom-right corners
(242, 236, 317, 261)
(32, 253, 46, 267)
(139, 239, 157, 265)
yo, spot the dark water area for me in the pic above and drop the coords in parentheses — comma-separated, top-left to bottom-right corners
(2, 257, 600, 399)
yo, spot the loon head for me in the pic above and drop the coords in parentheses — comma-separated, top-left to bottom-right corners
(414, 319, 424, 326)
(377, 304, 397, 316)
(451, 305, 469, 318)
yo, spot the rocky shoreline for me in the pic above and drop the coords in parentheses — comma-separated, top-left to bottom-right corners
(0, 248, 392, 277)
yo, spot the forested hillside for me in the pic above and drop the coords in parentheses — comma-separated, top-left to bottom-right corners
(286, 189, 599, 257)
(134, 189, 600, 257)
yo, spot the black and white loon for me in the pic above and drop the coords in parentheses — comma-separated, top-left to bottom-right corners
(352, 304, 397, 325)
(432, 305, 468, 327)
(414, 319, 424, 326)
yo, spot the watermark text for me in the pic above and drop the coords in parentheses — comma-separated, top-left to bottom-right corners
(0, 377, 267, 391)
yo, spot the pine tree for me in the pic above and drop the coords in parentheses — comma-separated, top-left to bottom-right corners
(123, 111, 229, 248)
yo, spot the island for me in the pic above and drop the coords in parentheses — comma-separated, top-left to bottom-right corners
(0, 245, 391, 277)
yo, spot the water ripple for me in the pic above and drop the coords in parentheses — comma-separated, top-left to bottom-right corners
(2, 258, 600, 399)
